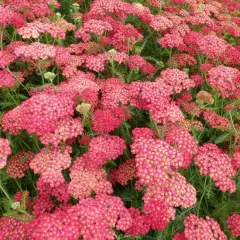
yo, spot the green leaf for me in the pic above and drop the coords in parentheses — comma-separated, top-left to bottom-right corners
(214, 132, 231, 144)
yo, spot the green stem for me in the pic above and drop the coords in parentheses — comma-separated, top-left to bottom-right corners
(0, 181, 12, 202)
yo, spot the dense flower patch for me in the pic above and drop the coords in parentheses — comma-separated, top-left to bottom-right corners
(0, 0, 239, 239)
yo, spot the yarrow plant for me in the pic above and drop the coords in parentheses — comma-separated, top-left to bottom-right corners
(0, 0, 239, 239)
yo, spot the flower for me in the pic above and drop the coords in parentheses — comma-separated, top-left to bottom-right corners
(14, 42, 56, 60)
(131, 133, 184, 186)
(0, 217, 28, 240)
(183, 214, 227, 240)
(109, 158, 137, 185)
(86, 134, 126, 167)
(125, 208, 151, 237)
(7, 151, 34, 178)
(157, 68, 195, 94)
(203, 110, 231, 130)
(227, 213, 240, 237)
(165, 124, 198, 168)
(101, 78, 129, 109)
(39, 117, 83, 147)
(17, 18, 73, 40)
(207, 65, 239, 99)
(143, 172, 197, 209)
(68, 155, 113, 199)
(143, 199, 170, 231)
(196, 91, 214, 105)
(67, 195, 132, 240)
(30, 147, 72, 187)
(0, 138, 12, 170)
(92, 107, 130, 133)
(194, 143, 237, 193)
(2, 92, 75, 136)
(0, 70, 16, 88)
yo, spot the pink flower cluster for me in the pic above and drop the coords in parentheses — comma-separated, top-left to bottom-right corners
(57, 71, 100, 99)
(0, 70, 16, 88)
(67, 195, 132, 240)
(131, 128, 197, 219)
(194, 143, 237, 193)
(3, 0, 60, 20)
(6, 151, 34, 178)
(109, 158, 137, 185)
(0, 5, 25, 28)
(131, 133, 184, 186)
(197, 34, 229, 59)
(68, 155, 113, 199)
(30, 147, 72, 187)
(0, 216, 28, 240)
(168, 53, 197, 68)
(21, 194, 130, 239)
(143, 172, 197, 209)
(0, 137, 12, 169)
(17, 18, 75, 39)
(2, 92, 74, 136)
(39, 117, 83, 147)
(0, 49, 16, 68)
(157, 68, 195, 94)
(86, 134, 126, 167)
(85, 53, 107, 72)
(76, 19, 113, 42)
(227, 213, 240, 237)
(173, 214, 227, 240)
(26, 211, 79, 240)
(207, 65, 240, 99)
(1, 0, 240, 238)
(203, 110, 231, 130)
(92, 107, 131, 133)
(14, 42, 56, 60)
(165, 124, 198, 168)
(100, 78, 129, 109)
(232, 151, 240, 169)
(128, 55, 156, 75)
(126, 200, 169, 236)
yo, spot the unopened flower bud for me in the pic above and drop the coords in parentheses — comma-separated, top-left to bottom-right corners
(44, 72, 56, 82)
(11, 201, 21, 210)
(76, 103, 91, 116)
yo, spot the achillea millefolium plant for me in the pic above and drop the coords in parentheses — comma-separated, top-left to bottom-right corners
(0, 0, 240, 239)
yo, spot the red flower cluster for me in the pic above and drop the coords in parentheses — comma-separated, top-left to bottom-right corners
(109, 158, 137, 185)
(227, 213, 240, 237)
(92, 107, 130, 133)
(86, 134, 126, 167)
(7, 151, 34, 178)
(126, 199, 170, 236)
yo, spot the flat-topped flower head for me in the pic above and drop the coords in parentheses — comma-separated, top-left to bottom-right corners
(194, 143, 237, 192)
(7, 151, 34, 178)
(184, 214, 227, 240)
(30, 147, 72, 187)
(109, 158, 137, 185)
(68, 155, 113, 199)
(227, 213, 240, 237)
